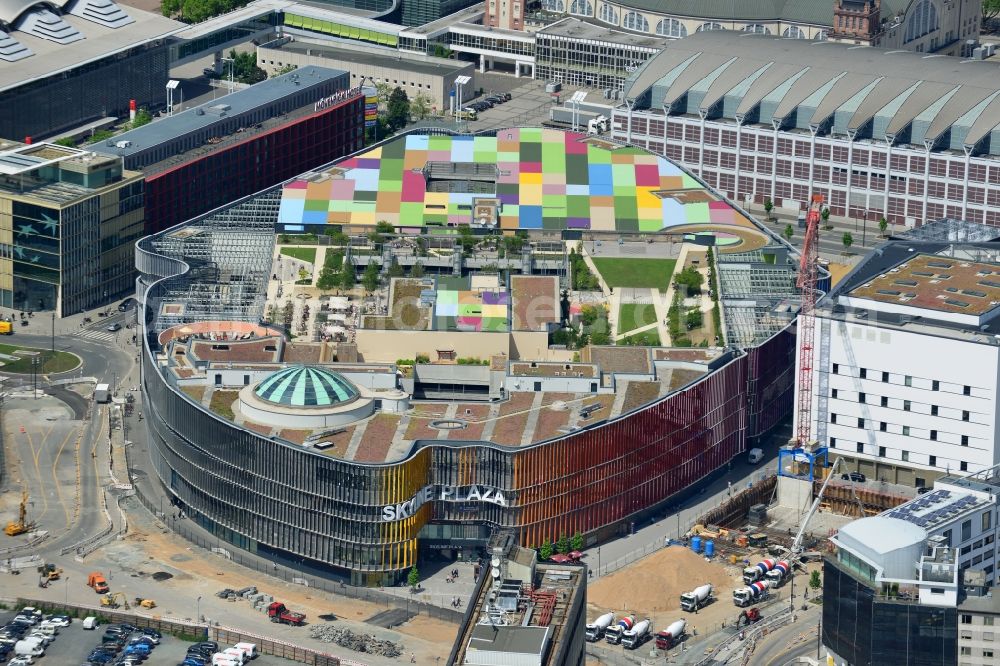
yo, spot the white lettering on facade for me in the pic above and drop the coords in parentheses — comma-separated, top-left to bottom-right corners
(314, 86, 364, 112)
(381, 485, 507, 521)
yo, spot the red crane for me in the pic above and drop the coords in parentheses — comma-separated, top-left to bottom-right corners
(795, 194, 825, 448)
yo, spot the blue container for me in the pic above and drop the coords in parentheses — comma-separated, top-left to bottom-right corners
(705, 540, 715, 557)
(691, 536, 703, 553)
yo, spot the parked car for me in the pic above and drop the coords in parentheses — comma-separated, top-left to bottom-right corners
(138, 628, 160, 640)
(46, 616, 70, 627)
(107, 323, 122, 332)
(841, 471, 866, 482)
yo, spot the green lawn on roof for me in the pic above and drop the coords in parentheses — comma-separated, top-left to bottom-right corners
(618, 303, 658, 333)
(280, 247, 317, 263)
(593, 258, 676, 290)
(619, 329, 662, 346)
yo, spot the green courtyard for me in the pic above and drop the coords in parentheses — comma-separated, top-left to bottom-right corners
(593, 258, 676, 290)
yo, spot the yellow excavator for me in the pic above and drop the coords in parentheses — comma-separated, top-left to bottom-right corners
(38, 563, 62, 581)
(101, 592, 131, 609)
(134, 597, 156, 609)
(4, 491, 34, 536)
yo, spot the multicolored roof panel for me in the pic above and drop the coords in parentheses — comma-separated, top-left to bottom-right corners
(278, 128, 744, 232)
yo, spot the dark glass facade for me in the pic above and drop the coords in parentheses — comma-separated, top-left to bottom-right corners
(144, 97, 365, 234)
(0, 43, 169, 141)
(822, 558, 958, 666)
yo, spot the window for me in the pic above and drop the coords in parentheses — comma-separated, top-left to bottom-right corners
(945, 530, 953, 547)
(829, 437, 836, 448)
(962, 614, 973, 624)
(963, 410, 970, 421)
(882, 371, 889, 382)
(986, 617, 995, 626)
(931, 405, 938, 416)
(859, 392, 866, 403)
(962, 545, 972, 555)
(622, 11, 649, 31)
(833, 363, 839, 374)
(904, 0, 939, 43)
(858, 417, 865, 428)
(880, 422, 887, 432)
(903, 426, 910, 436)
(879, 446, 886, 456)
(904, 400, 912, 411)
(881, 396, 889, 407)
(697, 21, 723, 31)
(930, 455, 937, 467)
(569, 0, 593, 14)
(598, 3, 617, 23)
(831, 388, 838, 399)
(831, 413, 837, 424)
(964, 385, 972, 396)
(962, 461, 969, 471)
(963, 519, 972, 540)
(916, 477, 926, 488)
(860, 368, 867, 379)
(782, 25, 805, 38)
(985, 650, 994, 658)
(962, 435, 970, 446)
(985, 512, 992, 531)
(931, 430, 937, 441)
(905, 375, 913, 387)
(960, 647, 972, 656)
(902, 450, 909, 462)
(655, 17, 687, 37)
(742, 23, 770, 34)
(857, 442, 864, 453)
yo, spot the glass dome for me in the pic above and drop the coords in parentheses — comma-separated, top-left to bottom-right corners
(254, 365, 359, 407)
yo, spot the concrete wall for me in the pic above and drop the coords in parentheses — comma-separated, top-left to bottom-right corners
(355, 329, 510, 363)
(509, 331, 551, 361)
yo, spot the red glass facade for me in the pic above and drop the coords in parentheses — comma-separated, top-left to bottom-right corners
(143, 97, 364, 234)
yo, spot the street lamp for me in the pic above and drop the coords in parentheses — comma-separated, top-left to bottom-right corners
(453, 75, 471, 121)
(64, 576, 69, 605)
(568, 91, 587, 132)
(221, 58, 235, 93)
(196, 596, 202, 623)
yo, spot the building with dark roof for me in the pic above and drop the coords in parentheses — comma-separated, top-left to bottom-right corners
(91, 66, 363, 235)
(615, 32, 1000, 228)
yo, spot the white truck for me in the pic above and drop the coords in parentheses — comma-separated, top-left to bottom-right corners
(587, 115, 609, 135)
(743, 558, 776, 584)
(655, 619, 687, 650)
(585, 612, 614, 642)
(14, 640, 44, 657)
(765, 560, 791, 587)
(604, 614, 635, 644)
(95, 383, 111, 403)
(733, 580, 771, 607)
(621, 619, 651, 650)
(233, 643, 259, 660)
(680, 584, 713, 612)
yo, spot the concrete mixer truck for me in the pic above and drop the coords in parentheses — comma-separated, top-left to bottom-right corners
(621, 619, 651, 650)
(742, 559, 776, 584)
(604, 615, 635, 645)
(585, 612, 615, 642)
(765, 560, 791, 587)
(654, 619, 687, 650)
(680, 584, 713, 612)
(733, 580, 770, 607)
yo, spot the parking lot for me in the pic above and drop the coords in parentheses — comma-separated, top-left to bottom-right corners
(0, 610, 298, 665)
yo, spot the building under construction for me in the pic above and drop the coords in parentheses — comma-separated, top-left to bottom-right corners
(447, 534, 586, 666)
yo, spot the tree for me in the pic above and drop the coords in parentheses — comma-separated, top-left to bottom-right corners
(373, 80, 394, 113)
(842, 232, 854, 251)
(878, 216, 888, 237)
(556, 534, 570, 554)
(271, 64, 297, 77)
(685, 307, 703, 330)
(539, 538, 553, 561)
(132, 108, 153, 128)
(388, 258, 404, 278)
(763, 197, 774, 221)
(386, 87, 410, 131)
(821, 207, 830, 224)
(570, 531, 584, 552)
(410, 261, 425, 278)
(985, 0, 1000, 25)
(317, 267, 338, 292)
(362, 260, 381, 292)
(673, 266, 704, 295)
(409, 91, 433, 120)
(54, 137, 76, 147)
(407, 565, 420, 590)
(783, 224, 794, 242)
(224, 49, 266, 85)
(339, 261, 356, 291)
(809, 570, 821, 589)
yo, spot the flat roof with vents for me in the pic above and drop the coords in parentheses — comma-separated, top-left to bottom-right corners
(844, 254, 1000, 320)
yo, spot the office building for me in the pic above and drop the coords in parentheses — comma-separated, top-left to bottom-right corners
(0, 2, 182, 140)
(92, 66, 363, 235)
(795, 220, 1000, 485)
(616, 33, 1000, 228)
(0, 141, 143, 315)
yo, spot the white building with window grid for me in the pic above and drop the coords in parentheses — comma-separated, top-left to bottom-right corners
(615, 32, 1000, 229)
(795, 222, 1000, 486)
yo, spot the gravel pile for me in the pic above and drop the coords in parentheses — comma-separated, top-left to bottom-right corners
(308, 625, 403, 657)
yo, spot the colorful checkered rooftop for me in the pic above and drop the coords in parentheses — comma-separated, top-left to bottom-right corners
(278, 128, 742, 232)
(434, 288, 509, 332)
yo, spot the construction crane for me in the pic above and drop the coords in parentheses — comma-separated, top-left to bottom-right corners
(4, 490, 34, 536)
(795, 194, 826, 448)
(790, 456, 844, 556)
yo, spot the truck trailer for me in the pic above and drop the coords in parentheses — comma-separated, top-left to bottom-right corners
(680, 584, 713, 612)
(621, 619, 651, 650)
(654, 619, 687, 650)
(742, 559, 776, 584)
(733, 581, 770, 607)
(765, 560, 791, 587)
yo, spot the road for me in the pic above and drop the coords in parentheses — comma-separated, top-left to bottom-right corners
(747, 604, 821, 666)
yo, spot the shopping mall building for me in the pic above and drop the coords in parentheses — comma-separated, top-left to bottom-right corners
(136, 128, 801, 584)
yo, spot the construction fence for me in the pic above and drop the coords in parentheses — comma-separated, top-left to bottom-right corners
(698, 475, 778, 529)
(9, 597, 355, 666)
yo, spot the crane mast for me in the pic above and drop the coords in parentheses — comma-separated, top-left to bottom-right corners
(795, 194, 825, 448)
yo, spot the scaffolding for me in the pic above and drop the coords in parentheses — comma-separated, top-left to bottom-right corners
(716, 246, 801, 346)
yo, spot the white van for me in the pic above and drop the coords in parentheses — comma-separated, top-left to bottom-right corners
(82, 616, 99, 630)
(234, 643, 259, 660)
(212, 654, 240, 666)
(34, 623, 58, 636)
(222, 647, 247, 664)
(748, 448, 763, 464)
(14, 639, 45, 656)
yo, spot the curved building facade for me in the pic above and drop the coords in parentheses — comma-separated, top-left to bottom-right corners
(137, 129, 799, 584)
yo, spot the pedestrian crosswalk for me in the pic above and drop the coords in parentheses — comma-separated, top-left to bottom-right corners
(77, 328, 117, 343)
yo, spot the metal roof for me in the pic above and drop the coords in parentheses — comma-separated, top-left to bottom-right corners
(837, 515, 927, 556)
(587, 0, 910, 26)
(624, 32, 1000, 153)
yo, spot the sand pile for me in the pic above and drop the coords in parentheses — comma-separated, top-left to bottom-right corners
(589, 545, 736, 614)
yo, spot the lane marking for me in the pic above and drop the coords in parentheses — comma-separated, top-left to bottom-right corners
(51, 425, 77, 530)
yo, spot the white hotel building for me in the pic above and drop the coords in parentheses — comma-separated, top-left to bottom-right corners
(615, 32, 1000, 228)
(795, 221, 1000, 487)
